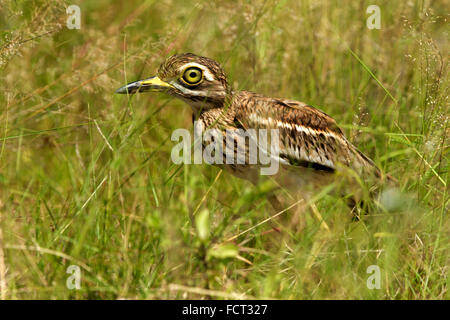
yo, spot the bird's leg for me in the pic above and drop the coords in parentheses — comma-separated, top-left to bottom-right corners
(265, 189, 308, 234)
(224, 166, 308, 234)
(266, 192, 283, 213)
(289, 201, 308, 234)
(265, 192, 283, 233)
(344, 192, 370, 221)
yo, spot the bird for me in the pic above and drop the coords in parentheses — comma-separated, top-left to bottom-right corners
(116, 53, 392, 218)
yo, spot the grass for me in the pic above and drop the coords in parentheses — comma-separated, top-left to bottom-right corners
(0, 0, 448, 299)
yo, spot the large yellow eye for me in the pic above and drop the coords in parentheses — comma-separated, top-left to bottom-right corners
(181, 67, 203, 86)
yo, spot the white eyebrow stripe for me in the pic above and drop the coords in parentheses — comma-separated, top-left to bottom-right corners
(178, 62, 215, 81)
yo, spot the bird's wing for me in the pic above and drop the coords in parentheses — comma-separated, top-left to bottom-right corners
(234, 93, 379, 175)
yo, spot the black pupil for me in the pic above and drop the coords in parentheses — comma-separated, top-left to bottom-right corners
(184, 68, 201, 84)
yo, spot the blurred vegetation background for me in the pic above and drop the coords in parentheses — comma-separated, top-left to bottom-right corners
(0, 0, 448, 299)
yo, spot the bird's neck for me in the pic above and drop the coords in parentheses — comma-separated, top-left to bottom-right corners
(188, 91, 234, 120)
(190, 92, 236, 128)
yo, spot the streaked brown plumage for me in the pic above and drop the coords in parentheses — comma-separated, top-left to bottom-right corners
(116, 53, 391, 213)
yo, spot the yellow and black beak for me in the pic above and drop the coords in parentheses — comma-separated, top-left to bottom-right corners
(115, 76, 173, 94)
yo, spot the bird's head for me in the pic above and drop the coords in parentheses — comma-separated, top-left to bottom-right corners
(116, 53, 230, 110)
